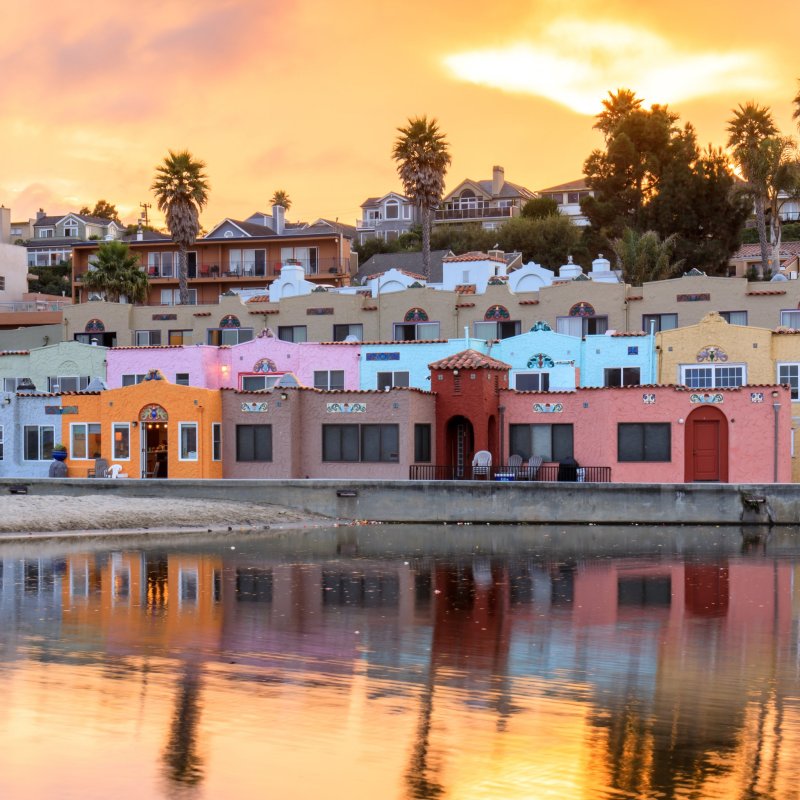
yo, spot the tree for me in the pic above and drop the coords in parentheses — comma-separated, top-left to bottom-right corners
(521, 196, 560, 219)
(81, 241, 149, 303)
(28, 261, 71, 295)
(79, 200, 119, 221)
(392, 116, 451, 279)
(151, 150, 209, 304)
(429, 222, 495, 255)
(496, 215, 587, 268)
(757, 136, 800, 272)
(270, 190, 291, 210)
(726, 103, 778, 276)
(612, 228, 683, 286)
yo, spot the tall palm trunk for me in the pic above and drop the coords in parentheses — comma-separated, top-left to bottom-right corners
(177, 247, 189, 304)
(754, 195, 770, 278)
(421, 207, 432, 279)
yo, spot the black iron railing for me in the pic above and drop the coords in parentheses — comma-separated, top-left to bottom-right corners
(409, 464, 611, 482)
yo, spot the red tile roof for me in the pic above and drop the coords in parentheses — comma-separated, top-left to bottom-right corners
(746, 289, 787, 296)
(0, 350, 30, 356)
(443, 251, 505, 264)
(428, 349, 510, 371)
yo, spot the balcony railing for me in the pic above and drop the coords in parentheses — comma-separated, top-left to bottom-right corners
(434, 205, 518, 222)
(409, 464, 611, 482)
(138, 258, 347, 280)
(0, 300, 71, 313)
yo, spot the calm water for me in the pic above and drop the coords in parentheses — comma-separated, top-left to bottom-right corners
(1, 524, 799, 800)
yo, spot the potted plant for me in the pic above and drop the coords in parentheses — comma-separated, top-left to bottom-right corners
(52, 443, 68, 461)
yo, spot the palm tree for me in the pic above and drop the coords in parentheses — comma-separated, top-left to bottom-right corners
(151, 150, 209, 304)
(82, 240, 149, 303)
(727, 103, 777, 277)
(758, 136, 800, 274)
(392, 116, 451, 279)
(269, 189, 291, 210)
(612, 228, 684, 287)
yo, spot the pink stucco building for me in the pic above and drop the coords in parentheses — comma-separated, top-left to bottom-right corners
(105, 337, 361, 391)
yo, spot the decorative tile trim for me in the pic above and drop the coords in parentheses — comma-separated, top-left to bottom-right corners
(327, 402, 366, 413)
(750, 392, 764, 403)
(533, 402, 563, 413)
(696, 345, 728, 363)
(642, 393, 656, 404)
(45, 405, 78, 414)
(241, 402, 269, 412)
(152, 313, 177, 321)
(306, 307, 334, 315)
(677, 293, 710, 302)
(690, 393, 724, 404)
(527, 353, 554, 369)
(366, 352, 400, 361)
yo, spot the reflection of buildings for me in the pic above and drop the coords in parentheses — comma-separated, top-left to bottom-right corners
(0, 546, 798, 799)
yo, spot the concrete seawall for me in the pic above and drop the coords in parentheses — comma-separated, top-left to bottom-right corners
(2, 478, 799, 526)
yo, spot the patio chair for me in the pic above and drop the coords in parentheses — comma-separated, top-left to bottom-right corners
(471, 450, 492, 480)
(507, 453, 523, 479)
(107, 464, 125, 479)
(94, 457, 109, 478)
(526, 454, 544, 480)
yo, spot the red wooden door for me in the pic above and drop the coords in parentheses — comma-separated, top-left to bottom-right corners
(693, 419, 720, 480)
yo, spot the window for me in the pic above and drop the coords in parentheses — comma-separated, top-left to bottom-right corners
(778, 363, 800, 400)
(333, 323, 363, 342)
(63, 221, 79, 237)
(681, 364, 745, 388)
(160, 289, 197, 306)
(0, 425, 3, 460)
(3, 377, 20, 392)
(642, 313, 677, 332)
(377, 371, 409, 390)
(414, 424, 431, 462)
(121, 374, 145, 386)
(515, 373, 550, 391)
(280, 246, 318, 275)
(47, 376, 90, 392)
(37, 228, 54, 238)
(229, 248, 266, 277)
(604, 367, 641, 387)
(781, 310, 800, 328)
(567, 191, 581, 204)
(241, 374, 282, 391)
(277, 325, 307, 343)
(384, 201, 400, 219)
(719, 310, 747, 326)
(618, 576, 671, 606)
(314, 370, 345, 390)
(71, 423, 101, 460)
(509, 424, 573, 462)
(0, 276, 5, 290)
(236, 424, 272, 461)
(113, 423, 130, 460)
(175, 373, 190, 386)
(24, 425, 54, 461)
(169, 329, 193, 345)
(556, 316, 608, 336)
(618, 423, 671, 462)
(393, 321, 440, 341)
(323, 424, 399, 462)
(135, 330, 162, 346)
(212, 423, 221, 461)
(179, 423, 198, 460)
(473, 320, 521, 340)
(207, 327, 254, 346)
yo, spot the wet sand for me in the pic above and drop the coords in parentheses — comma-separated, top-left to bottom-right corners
(0, 494, 327, 536)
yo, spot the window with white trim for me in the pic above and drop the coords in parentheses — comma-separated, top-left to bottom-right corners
(556, 316, 608, 336)
(175, 373, 190, 386)
(642, 313, 677, 332)
(780, 310, 800, 328)
(135, 329, 162, 346)
(207, 327, 254, 346)
(161, 289, 197, 306)
(121, 374, 146, 386)
(509, 424, 573, 462)
(515, 372, 550, 391)
(3, 377, 21, 392)
(113, 423, 130, 460)
(333, 323, 363, 341)
(212, 423, 221, 461)
(241, 374, 282, 390)
(277, 326, 307, 344)
(778, 363, 800, 400)
(719, 310, 748, 326)
(377, 371, 409, 390)
(314, 370, 345, 390)
(71, 423, 101, 460)
(48, 376, 90, 392)
(604, 367, 641, 387)
(179, 423, 198, 460)
(393, 321, 440, 341)
(24, 425, 54, 461)
(63, 220, 79, 238)
(680, 364, 745, 388)
(473, 320, 521, 340)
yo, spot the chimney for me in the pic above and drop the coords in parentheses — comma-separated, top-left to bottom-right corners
(492, 165, 504, 196)
(0, 206, 10, 243)
(272, 204, 285, 235)
(136, 221, 144, 241)
(36, 208, 46, 220)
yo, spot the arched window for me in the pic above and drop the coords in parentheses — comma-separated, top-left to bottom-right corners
(140, 404, 168, 422)
(404, 307, 429, 322)
(85, 318, 105, 332)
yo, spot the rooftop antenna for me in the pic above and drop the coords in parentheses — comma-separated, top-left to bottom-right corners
(139, 202, 151, 226)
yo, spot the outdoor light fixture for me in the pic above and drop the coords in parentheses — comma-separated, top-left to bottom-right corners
(132, 421, 138, 428)
(280, 392, 288, 401)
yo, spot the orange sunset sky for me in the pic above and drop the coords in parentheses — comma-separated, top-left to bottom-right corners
(2, 0, 799, 229)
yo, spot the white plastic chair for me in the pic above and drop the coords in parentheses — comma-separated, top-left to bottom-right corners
(107, 464, 124, 479)
(471, 450, 492, 479)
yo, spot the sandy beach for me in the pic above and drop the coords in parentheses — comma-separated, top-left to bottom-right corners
(0, 494, 327, 536)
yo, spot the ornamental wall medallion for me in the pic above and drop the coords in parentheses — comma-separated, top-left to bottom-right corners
(220, 315, 241, 329)
(253, 358, 278, 373)
(241, 402, 269, 413)
(85, 318, 105, 333)
(689, 393, 724, 404)
(404, 307, 428, 322)
(569, 301, 595, 317)
(533, 402, 563, 413)
(327, 402, 366, 413)
(144, 369, 164, 381)
(696, 345, 728, 363)
(484, 304, 510, 321)
(527, 353, 555, 369)
(530, 320, 552, 332)
(139, 404, 168, 421)
(750, 392, 764, 403)
(642, 393, 656, 404)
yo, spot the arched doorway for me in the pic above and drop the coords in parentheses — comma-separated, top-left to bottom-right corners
(140, 404, 169, 479)
(684, 405, 729, 482)
(446, 416, 474, 479)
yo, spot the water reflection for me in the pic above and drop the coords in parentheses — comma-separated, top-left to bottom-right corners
(0, 525, 799, 799)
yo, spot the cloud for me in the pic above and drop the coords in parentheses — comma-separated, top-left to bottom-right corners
(443, 18, 777, 114)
